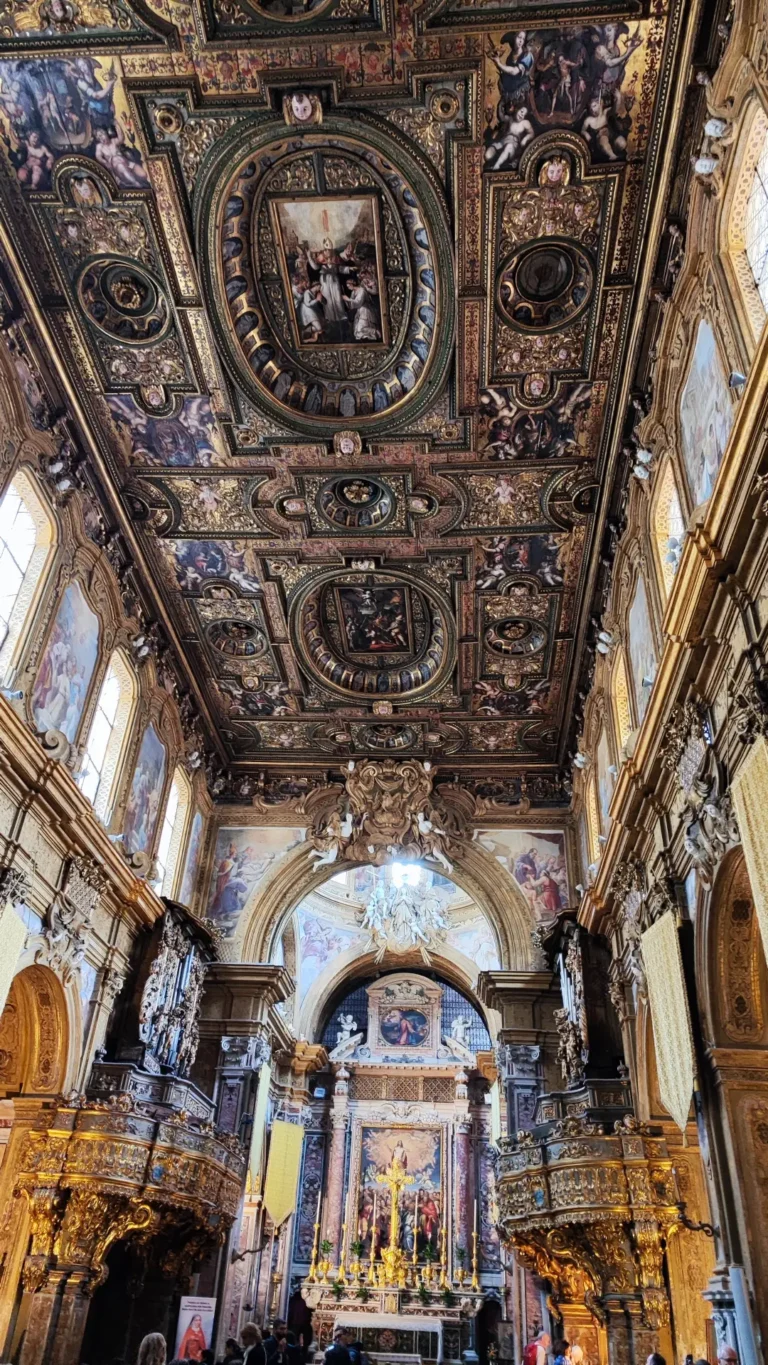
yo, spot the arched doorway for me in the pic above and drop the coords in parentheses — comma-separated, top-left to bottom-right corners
(0, 965, 69, 1100)
(700, 847, 768, 1352)
(0, 965, 70, 1360)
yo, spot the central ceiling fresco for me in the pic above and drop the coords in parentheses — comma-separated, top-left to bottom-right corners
(0, 0, 694, 784)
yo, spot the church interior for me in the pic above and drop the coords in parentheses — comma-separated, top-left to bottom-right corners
(2, 0, 768, 1362)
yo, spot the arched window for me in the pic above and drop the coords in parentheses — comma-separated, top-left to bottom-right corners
(652, 460, 686, 600)
(745, 126, 768, 311)
(77, 651, 135, 820)
(152, 767, 191, 897)
(0, 471, 54, 680)
(612, 648, 633, 751)
(724, 105, 768, 341)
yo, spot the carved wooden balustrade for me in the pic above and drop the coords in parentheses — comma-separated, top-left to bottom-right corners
(496, 1111, 681, 1358)
(13, 1094, 245, 1365)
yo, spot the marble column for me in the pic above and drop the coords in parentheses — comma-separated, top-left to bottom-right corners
(454, 1119, 471, 1263)
(18, 1268, 95, 1365)
(322, 1111, 348, 1264)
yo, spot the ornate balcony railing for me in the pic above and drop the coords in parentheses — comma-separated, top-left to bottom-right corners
(16, 1093, 245, 1294)
(496, 1108, 680, 1331)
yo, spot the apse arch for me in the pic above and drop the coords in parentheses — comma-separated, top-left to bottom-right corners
(297, 943, 498, 1045)
(236, 834, 537, 970)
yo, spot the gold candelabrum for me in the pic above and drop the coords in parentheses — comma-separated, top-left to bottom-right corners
(471, 1227, 480, 1292)
(338, 1222, 347, 1285)
(308, 1215, 320, 1284)
(439, 1224, 449, 1290)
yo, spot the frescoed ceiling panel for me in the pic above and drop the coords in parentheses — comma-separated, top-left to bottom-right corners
(0, 0, 693, 781)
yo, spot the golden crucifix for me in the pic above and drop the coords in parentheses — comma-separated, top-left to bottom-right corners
(375, 1157, 414, 1256)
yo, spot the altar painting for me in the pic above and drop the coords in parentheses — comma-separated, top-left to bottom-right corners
(357, 1127, 441, 1257)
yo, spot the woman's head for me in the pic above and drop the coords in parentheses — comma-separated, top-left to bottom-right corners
(137, 1334, 167, 1365)
(191, 1318, 203, 1331)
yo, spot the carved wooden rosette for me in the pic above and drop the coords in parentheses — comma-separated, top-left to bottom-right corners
(14, 1096, 245, 1296)
(496, 1116, 680, 1332)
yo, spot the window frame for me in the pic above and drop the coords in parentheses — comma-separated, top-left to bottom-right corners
(0, 469, 56, 685)
(77, 649, 136, 822)
(152, 766, 192, 899)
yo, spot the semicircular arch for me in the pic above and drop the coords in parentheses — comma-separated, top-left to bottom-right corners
(237, 836, 535, 970)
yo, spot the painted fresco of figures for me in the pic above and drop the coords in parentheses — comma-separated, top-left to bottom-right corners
(480, 385, 591, 461)
(179, 811, 203, 907)
(205, 826, 304, 938)
(627, 573, 657, 725)
(679, 319, 733, 507)
(358, 1127, 441, 1256)
(476, 828, 569, 918)
(31, 579, 100, 741)
(0, 57, 147, 191)
(163, 539, 262, 594)
(272, 195, 386, 348)
(484, 26, 645, 170)
(123, 724, 166, 855)
(108, 395, 227, 468)
(337, 585, 412, 654)
(477, 533, 569, 591)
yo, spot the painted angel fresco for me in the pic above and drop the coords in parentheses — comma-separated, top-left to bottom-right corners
(485, 26, 644, 170)
(0, 57, 147, 191)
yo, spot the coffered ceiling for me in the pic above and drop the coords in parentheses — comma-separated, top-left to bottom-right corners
(0, 0, 700, 786)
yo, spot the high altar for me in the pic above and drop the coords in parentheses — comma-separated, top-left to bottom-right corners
(300, 974, 494, 1363)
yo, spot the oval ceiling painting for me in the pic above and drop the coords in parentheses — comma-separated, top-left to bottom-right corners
(199, 119, 454, 434)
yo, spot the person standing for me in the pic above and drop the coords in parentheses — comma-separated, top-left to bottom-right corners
(324, 1329, 352, 1365)
(137, 1335, 167, 1365)
(523, 1331, 550, 1365)
(241, 1324, 265, 1365)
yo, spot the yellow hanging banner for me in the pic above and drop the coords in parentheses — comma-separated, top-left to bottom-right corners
(247, 1062, 272, 1196)
(263, 1119, 304, 1227)
(641, 911, 695, 1132)
(731, 734, 768, 968)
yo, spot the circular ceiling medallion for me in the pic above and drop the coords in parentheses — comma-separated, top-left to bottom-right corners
(291, 570, 455, 700)
(496, 240, 593, 332)
(485, 617, 548, 656)
(317, 475, 395, 530)
(207, 619, 268, 658)
(77, 258, 169, 344)
(198, 119, 454, 433)
(360, 724, 419, 750)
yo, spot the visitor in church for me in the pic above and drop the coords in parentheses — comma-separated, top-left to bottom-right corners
(324, 1328, 352, 1365)
(552, 1339, 569, 1365)
(241, 1323, 266, 1365)
(646, 1354, 666, 1365)
(273, 1330, 300, 1365)
(219, 1339, 244, 1365)
(718, 1348, 738, 1365)
(137, 1334, 167, 1365)
(343, 1330, 364, 1365)
(523, 1330, 550, 1365)
(262, 1320, 287, 1360)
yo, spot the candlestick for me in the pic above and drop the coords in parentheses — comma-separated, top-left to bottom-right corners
(439, 1221, 448, 1289)
(338, 1221, 347, 1285)
(308, 1190, 321, 1283)
(412, 1189, 419, 1267)
(368, 1191, 378, 1284)
(471, 1224, 479, 1292)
